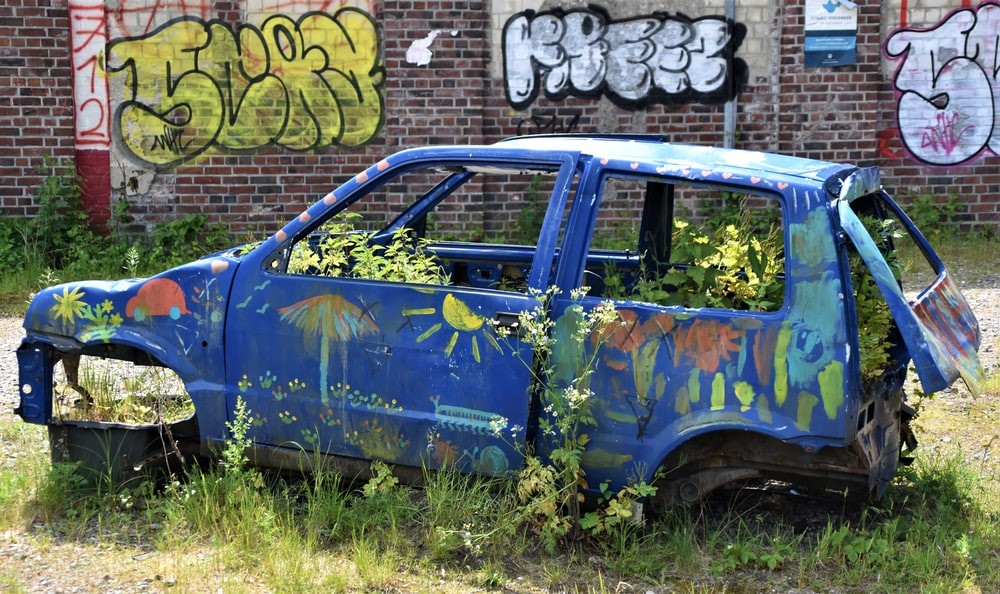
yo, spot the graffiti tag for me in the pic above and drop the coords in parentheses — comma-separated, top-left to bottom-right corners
(106, 8, 385, 167)
(70, 0, 111, 149)
(515, 111, 581, 136)
(884, 3, 1000, 166)
(502, 7, 747, 109)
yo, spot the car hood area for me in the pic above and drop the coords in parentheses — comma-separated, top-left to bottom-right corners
(21, 255, 240, 385)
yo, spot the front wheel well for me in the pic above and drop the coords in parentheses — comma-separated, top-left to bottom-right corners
(48, 342, 198, 430)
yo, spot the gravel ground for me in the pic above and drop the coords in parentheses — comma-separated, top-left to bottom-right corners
(0, 279, 997, 593)
(1, 315, 23, 416)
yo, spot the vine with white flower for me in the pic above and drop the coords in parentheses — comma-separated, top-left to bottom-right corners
(490, 286, 656, 551)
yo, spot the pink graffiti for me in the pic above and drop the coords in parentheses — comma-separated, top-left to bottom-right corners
(920, 111, 974, 157)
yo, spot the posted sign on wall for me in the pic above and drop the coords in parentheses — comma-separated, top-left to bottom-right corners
(804, 0, 858, 67)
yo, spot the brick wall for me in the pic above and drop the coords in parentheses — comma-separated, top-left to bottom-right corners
(1, 0, 77, 218)
(2, 0, 998, 238)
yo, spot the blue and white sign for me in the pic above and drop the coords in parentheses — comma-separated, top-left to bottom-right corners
(805, 0, 858, 67)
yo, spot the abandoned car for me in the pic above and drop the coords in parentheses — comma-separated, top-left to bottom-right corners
(17, 135, 984, 504)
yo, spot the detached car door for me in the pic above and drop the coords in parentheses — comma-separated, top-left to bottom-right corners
(223, 149, 580, 475)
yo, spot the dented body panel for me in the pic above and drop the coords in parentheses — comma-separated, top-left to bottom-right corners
(16, 136, 984, 501)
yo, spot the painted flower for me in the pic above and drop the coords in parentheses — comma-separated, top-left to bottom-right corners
(674, 320, 744, 373)
(51, 286, 87, 326)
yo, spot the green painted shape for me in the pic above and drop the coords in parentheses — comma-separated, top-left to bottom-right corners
(711, 372, 726, 411)
(756, 395, 772, 424)
(818, 361, 845, 420)
(687, 368, 701, 404)
(734, 381, 755, 412)
(795, 391, 819, 431)
(774, 321, 791, 406)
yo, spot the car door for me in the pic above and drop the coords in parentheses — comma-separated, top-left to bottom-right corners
(223, 150, 580, 475)
(838, 191, 984, 397)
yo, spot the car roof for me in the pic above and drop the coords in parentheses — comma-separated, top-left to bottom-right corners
(493, 134, 853, 186)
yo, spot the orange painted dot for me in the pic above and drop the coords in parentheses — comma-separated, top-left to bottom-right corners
(356, 171, 369, 183)
(323, 192, 337, 205)
(377, 159, 390, 171)
(211, 260, 229, 274)
(276, 230, 287, 242)
(298, 212, 311, 223)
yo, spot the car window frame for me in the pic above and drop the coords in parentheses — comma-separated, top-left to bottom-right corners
(255, 150, 583, 295)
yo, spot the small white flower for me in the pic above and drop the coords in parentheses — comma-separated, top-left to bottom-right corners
(489, 414, 509, 437)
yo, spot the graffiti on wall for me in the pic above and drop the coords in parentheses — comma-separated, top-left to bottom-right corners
(516, 110, 581, 136)
(502, 7, 747, 110)
(70, 0, 111, 150)
(106, 7, 385, 167)
(884, 3, 1000, 166)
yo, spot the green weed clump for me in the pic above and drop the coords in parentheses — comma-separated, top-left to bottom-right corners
(288, 211, 449, 284)
(0, 156, 233, 309)
(602, 213, 786, 312)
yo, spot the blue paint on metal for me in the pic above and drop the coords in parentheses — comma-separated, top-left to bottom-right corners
(16, 135, 984, 498)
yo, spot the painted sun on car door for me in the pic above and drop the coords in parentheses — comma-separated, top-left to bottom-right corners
(223, 273, 539, 474)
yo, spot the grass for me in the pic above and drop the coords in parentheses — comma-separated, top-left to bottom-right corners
(53, 357, 194, 425)
(0, 413, 996, 592)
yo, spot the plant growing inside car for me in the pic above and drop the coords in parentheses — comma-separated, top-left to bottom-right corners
(850, 216, 903, 388)
(56, 359, 193, 425)
(288, 212, 449, 284)
(491, 287, 656, 551)
(603, 213, 785, 312)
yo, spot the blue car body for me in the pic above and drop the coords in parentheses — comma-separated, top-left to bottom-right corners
(17, 136, 984, 502)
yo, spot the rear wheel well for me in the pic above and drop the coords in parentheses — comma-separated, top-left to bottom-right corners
(651, 430, 870, 508)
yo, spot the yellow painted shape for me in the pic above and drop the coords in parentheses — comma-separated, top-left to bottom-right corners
(774, 321, 791, 406)
(582, 450, 634, 469)
(674, 386, 691, 415)
(687, 368, 701, 404)
(818, 361, 845, 420)
(795, 391, 819, 431)
(711, 373, 726, 411)
(443, 294, 484, 331)
(734, 381, 755, 412)
(444, 331, 459, 357)
(416, 322, 442, 343)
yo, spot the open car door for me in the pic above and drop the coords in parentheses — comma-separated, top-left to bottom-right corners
(838, 184, 984, 397)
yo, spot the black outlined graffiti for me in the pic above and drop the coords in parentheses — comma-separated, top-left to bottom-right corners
(106, 8, 385, 168)
(502, 7, 747, 110)
(884, 3, 1000, 166)
(515, 111, 581, 135)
